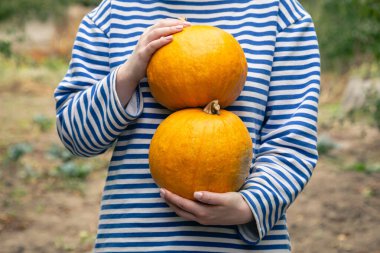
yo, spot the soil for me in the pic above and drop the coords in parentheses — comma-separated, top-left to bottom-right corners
(288, 160, 380, 253)
(0, 75, 379, 253)
(2, 144, 379, 253)
(2, 5, 379, 252)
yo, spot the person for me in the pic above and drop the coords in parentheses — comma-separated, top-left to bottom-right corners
(54, 0, 320, 252)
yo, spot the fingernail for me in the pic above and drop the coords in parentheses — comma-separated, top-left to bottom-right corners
(165, 35, 173, 40)
(175, 25, 183, 30)
(194, 192, 203, 199)
(183, 21, 191, 26)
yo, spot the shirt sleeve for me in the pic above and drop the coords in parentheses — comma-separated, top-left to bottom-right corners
(237, 13, 320, 244)
(54, 10, 143, 157)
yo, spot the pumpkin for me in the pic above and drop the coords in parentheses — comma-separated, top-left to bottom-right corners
(147, 25, 247, 111)
(149, 100, 252, 200)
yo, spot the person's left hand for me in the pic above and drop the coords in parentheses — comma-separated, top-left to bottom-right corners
(160, 188, 254, 226)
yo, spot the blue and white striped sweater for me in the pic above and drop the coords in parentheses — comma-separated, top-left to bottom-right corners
(54, 0, 320, 252)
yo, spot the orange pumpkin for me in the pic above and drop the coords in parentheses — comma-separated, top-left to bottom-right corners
(149, 100, 253, 200)
(147, 25, 247, 111)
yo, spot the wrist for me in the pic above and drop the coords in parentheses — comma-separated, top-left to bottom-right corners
(117, 62, 140, 87)
(115, 63, 140, 108)
(238, 194, 254, 224)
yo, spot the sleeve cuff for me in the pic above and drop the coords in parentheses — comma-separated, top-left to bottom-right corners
(236, 190, 263, 245)
(111, 65, 144, 124)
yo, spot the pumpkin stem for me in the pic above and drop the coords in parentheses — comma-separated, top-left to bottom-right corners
(203, 100, 220, 115)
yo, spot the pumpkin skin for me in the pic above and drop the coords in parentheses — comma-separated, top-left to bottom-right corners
(147, 25, 248, 111)
(149, 101, 253, 200)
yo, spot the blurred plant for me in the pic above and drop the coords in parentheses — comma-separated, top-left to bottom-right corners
(1, 143, 41, 182)
(79, 230, 96, 245)
(54, 236, 74, 252)
(55, 161, 93, 179)
(43, 57, 69, 71)
(47, 143, 75, 162)
(347, 161, 380, 173)
(0, 0, 99, 24)
(346, 89, 380, 130)
(33, 114, 53, 132)
(301, 0, 380, 72)
(0, 0, 68, 24)
(361, 187, 374, 198)
(317, 135, 337, 156)
(19, 164, 40, 180)
(74, 0, 100, 6)
(364, 91, 380, 130)
(6, 143, 33, 162)
(0, 40, 12, 58)
(47, 144, 93, 179)
(10, 187, 27, 199)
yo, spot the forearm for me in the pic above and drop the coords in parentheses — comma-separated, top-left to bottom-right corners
(236, 11, 320, 244)
(56, 67, 144, 157)
(55, 16, 190, 157)
(116, 62, 141, 108)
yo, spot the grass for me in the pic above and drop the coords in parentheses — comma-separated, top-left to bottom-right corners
(0, 55, 66, 148)
(0, 54, 67, 89)
(0, 55, 108, 253)
(318, 103, 344, 129)
(0, 54, 110, 193)
(0, 50, 379, 252)
(346, 162, 380, 174)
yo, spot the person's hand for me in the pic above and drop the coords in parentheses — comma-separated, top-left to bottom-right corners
(116, 18, 191, 106)
(160, 188, 254, 226)
(119, 18, 191, 83)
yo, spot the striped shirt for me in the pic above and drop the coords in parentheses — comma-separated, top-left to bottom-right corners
(54, 0, 320, 252)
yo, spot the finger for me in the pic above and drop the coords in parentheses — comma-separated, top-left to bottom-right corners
(144, 18, 189, 35)
(145, 25, 184, 44)
(152, 18, 191, 29)
(194, 191, 229, 205)
(143, 35, 173, 57)
(161, 189, 204, 215)
(167, 203, 198, 222)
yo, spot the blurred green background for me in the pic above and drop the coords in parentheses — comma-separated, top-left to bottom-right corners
(0, 1, 379, 252)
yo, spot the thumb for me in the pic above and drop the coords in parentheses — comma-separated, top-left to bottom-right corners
(194, 191, 229, 205)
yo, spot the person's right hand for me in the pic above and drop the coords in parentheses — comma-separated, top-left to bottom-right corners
(116, 18, 191, 107)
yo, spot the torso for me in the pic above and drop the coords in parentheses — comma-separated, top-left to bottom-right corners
(96, 1, 291, 252)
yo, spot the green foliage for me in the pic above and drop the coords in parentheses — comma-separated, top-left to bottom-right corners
(0, 40, 12, 58)
(317, 135, 337, 156)
(19, 165, 40, 180)
(0, 0, 100, 23)
(301, 0, 380, 72)
(79, 230, 96, 245)
(74, 0, 100, 6)
(47, 144, 93, 180)
(47, 143, 75, 162)
(1, 0, 379, 73)
(348, 162, 380, 173)
(10, 187, 28, 205)
(6, 143, 33, 162)
(361, 187, 374, 198)
(33, 114, 53, 132)
(0, 0, 69, 23)
(366, 92, 380, 130)
(43, 57, 70, 71)
(346, 89, 380, 130)
(56, 161, 93, 179)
